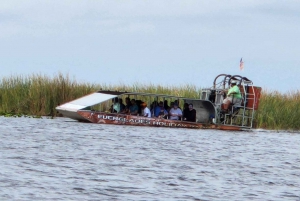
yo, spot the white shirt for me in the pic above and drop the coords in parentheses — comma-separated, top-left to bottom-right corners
(169, 108, 182, 120)
(143, 107, 151, 117)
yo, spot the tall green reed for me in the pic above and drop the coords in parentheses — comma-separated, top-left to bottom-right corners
(0, 74, 201, 116)
(0, 73, 299, 130)
(0, 73, 98, 116)
(255, 90, 300, 130)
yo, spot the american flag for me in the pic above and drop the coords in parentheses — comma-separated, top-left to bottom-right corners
(240, 58, 244, 70)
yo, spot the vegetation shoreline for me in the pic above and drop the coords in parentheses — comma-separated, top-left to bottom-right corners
(1, 74, 299, 131)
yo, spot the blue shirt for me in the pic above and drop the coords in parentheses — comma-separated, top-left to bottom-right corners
(129, 104, 138, 113)
(154, 106, 168, 117)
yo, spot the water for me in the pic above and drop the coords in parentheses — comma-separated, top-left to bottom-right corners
(0, 116, 300, 201)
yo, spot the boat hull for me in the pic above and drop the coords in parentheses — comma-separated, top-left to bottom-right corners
(77, 110, 241, 130)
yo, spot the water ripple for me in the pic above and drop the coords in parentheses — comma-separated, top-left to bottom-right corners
(0, 116, 300, 200)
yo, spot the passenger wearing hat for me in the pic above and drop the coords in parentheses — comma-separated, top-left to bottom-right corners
(169, 103, 183, 120)
(222, 80, 242, 110)
(140, 102, 151, 117)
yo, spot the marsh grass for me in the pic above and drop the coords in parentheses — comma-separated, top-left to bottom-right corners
(255, 90, 300, 131)
(0, 74, 201, 116)
(0, 73, 98, 116)
(0, 73, 299, 130)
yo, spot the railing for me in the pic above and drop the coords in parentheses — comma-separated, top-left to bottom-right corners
(203, 74, 258, 129)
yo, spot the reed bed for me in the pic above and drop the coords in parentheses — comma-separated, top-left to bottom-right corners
(0, 74, 299, 130)
(0, 73, 98, 116)
(0, 74, 201, 116)
(255, 90, 300, 131)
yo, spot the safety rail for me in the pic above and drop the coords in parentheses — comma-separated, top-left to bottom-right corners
(201, 74, 261, 129)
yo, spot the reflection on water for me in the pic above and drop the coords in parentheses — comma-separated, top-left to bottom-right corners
(0, 116, 300, 201)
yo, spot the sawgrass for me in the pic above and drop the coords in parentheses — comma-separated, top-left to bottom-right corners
(0, 74, 201, 116)
(0, 73, 299, 130)
(255, 90, 300, 131)
(0, 73, 98, 116)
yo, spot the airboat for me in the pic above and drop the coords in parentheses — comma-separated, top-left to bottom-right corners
(56, 74, 261, 130)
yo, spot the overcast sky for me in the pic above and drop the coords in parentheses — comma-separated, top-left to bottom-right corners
(1, 0, 299, 92)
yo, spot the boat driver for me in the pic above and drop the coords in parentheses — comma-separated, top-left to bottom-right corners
(222, 80, 242, 110)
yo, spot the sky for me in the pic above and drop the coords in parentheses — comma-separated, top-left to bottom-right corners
(1, 0, 300, 92)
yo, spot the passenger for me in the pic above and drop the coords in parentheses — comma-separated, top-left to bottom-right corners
(168, 102, 175, 118)
(150, 101, 158, 112)
(182, 103, 189, 120)
(110, 97, 120, 113)
(184, 103, 196, 122)
(129, 99, 139, 115)
(164, 100, 170, 111)
(222, 80, 242, 111)
(169, 103, 183, 120)
(169, 102, 175, 111)
(119, 98, 125, 113)
(174, 100, 181, 109)
(135, 100, 142, 115)
(174, 100, 182, 120)
(121, 97, 131, 114)
(154, 101, 168, 118)
(140, 102, 151, 117)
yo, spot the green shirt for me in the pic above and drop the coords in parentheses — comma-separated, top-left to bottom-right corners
(227, 85, 242, 99)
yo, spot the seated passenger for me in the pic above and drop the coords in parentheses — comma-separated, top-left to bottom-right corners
(110, 97, 120, 113)
(174, 100, 181, 109)
(121, 97, 131, 114)
(222, 80, 242, 111)
(168, 102, 175, 118)
(129, 99, 138, 115)
(182, 103, 189, 119)
(154, 101, 168, 118)
(174, 100, 182, 120)
(119, 98, 125, 113)
(183, 103, 196, 122)
(169, 103, 182, 120)
(150, 101, 158, 113)
(169, 102, 174, 111)
(140, 102, 151, 117)
(135, 100, 142, 115)
(164, 100, 170, 111)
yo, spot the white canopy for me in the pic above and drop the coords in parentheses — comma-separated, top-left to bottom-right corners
(56, 92, 117, 112)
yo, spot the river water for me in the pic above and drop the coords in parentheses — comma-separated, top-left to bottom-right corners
(0, 116, 299, 201)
